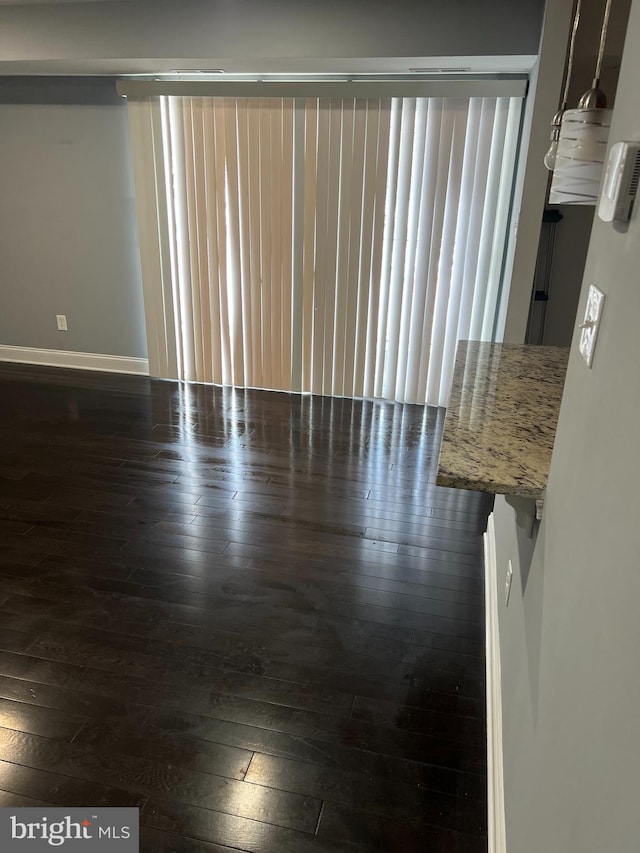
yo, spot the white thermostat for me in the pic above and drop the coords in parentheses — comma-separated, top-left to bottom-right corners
(598, 141, 640, 223)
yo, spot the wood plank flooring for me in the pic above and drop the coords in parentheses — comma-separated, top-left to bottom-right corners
(0, 364, 492, 852)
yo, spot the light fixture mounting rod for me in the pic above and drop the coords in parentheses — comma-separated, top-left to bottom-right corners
(594, 0, 614, 83)
(560, 0, 583, 110)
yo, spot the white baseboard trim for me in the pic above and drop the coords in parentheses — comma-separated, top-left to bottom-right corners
(484, 512, 506, 853)
(0, 345, 149, 376)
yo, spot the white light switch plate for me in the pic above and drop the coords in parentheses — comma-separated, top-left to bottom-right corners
(579, 285, 605, 368)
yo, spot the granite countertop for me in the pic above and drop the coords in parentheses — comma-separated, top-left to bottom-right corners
(436, 341, 570, 497)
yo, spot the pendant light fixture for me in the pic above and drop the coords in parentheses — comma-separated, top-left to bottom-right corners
(548, 0, 614, 204)
(543, 0, 583, 172)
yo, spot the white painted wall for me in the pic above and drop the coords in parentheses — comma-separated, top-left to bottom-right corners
(493, 0, 640, 848)
(0, 97, 147, 357)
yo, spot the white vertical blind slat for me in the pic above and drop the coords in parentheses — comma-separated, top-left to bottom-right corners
(202, 99, 224, 384)
(258, 99, 273, 389)
(212, 99, 232, 385)
(189, 99, 213, 384)
(290, 99, 306, 392)
(351, 99, 379, 398)
(235, 100, 253, 387)
(269, 99, 283, 390)
(168, 97, 196, 381)
(321, 99, 343, 396)
(246, 100, 263, 387)
(373, 98, 403, 398)
(223, 98, 244, 387)
(381, 98, 416, 400)
(158, 97, 182, 379)
(402, 98, 444, 404)
(332, 98, 355, 397)
(362, 99, 391, 399)
(342, 99, 368, 398)
(147, 99, 178, 378)
(182, 99, 205, 381)
(311, 100, 330, 395)
(195, 102, 212, 383)
(281, 98, 295, 390)
(394, 97, 428, 402)
(301, 98, 318, 393)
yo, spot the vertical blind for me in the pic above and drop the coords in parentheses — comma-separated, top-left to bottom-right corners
(127, 94, 521, 406)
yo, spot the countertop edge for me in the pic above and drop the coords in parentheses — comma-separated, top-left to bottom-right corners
(435, 472, 545, 498)
(435, 341, 570, 499)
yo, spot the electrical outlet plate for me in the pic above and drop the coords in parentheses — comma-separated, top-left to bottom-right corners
(56, 314, 68, 331)
(505, 560, 514, 607)
(579, 286, 605, 368)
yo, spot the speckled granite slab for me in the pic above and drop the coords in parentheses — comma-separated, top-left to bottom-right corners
(436, 340, 570, 497)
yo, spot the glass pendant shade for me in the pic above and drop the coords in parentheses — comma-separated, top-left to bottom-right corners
(543, 138, 559, 171)
(548, 108, 612, 204)
(544, 109, 564, 171)
(544, 0, 614, 202)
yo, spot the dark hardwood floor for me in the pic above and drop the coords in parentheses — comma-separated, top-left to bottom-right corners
(0, 363, 492, 852)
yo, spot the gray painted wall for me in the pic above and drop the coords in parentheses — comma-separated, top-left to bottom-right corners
(0, 0, 544, 73)
(536, 0, 629, 349)
(501, 0, 630, 344)
(0, 0, 546, 362)
(493, 1, 640, 849)
(498, 0, 574, 342)
(542, 207, 594, 347)
(0, 97, 147, 358)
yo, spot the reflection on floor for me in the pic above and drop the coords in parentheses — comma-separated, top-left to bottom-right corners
(0, 364, 492, 852)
